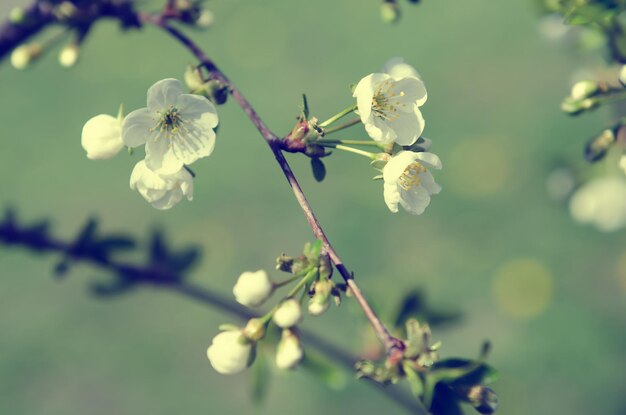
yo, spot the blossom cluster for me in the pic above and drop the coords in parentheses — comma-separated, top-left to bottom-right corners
(81, 78, 219, 209)
(206, 242, 340, 374)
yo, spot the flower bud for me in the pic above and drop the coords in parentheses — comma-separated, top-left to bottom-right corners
(273, 298, 302, 328)
(570, 80, 598, 100)
(59, 43, 80, 68)
(233, 270, 273, 307)
(308, 279, 333, 316)
(10, 43, 42, 70)
(81, 113, 124, 159)
(184, 65, 204, 91)
(206, 329, 253, 375)
(380, 1, 401, 24)
(276, 254, 295, 273)
(243, 318, 267, 342)
(195, 9, 214, 29)
(276, 329, 303, 369)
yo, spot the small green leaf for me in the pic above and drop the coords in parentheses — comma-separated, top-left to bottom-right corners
(250, 352, 270, 405)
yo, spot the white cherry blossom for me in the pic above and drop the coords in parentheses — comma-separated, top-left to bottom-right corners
(569, 176, 626, 232)
(353, 70, 427, 146)
(81, 113, 124, 160)
(129, 160, 193, 210)
(206, 330, 252, 375)
(122, 78, 219, 175)
(383, 151, 442, 215)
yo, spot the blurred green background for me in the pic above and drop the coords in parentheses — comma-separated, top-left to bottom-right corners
(2, 0, 626, 414)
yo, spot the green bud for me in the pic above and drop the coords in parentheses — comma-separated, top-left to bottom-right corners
(380, 1, 401, 24)
(243, 318, 267, 342)
(9, 7, 25, 24)
(585, 128, 616, 163)
(184, 65, 204, 91)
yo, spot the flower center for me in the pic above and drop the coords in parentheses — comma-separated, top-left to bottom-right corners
(155, 106, 183, 136)
(372, 79, 406, 121)
(398, 161, 427, 191)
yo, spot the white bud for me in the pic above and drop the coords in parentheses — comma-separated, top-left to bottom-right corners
(196, 9, 214, 29)
(206, 330, 252, 375)
(275, 329, 303, 370)
(307, 279, 332, 316)
(10, 44, 42, 70)
(273, 298, 302, 328)
(81, 114, 124, 160)
(233, 270, 273, 307)
(308, 299, 330, 316)
(570, 80, 597, 100)
(59, 43, 79, 68)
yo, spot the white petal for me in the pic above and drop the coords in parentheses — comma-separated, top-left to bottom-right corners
(383, 151, 418, 183)
(419, 170, 442, 195)
(151, 187, 184, 210)
(177, 94, 219, 128)
(383, 181, 401, 213)
(364, 116, 393, 144)
(399, 186, 431, 215)
(122, 108, 153, 148)
(145, 138, 184, 175)
(383, 57, 421, 80)
(171, 121, 216, 166)
(415, 152, 442, 170)
(147, 78, 185, 111)
(389, 77, 427, 107)
(389, 108, 424, 146)
(353, 73, 390, 122)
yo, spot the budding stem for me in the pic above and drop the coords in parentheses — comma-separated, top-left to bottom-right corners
(319, 104, 358, 127)
(321, 143, 377, 159)
(323, 118, 361, 135)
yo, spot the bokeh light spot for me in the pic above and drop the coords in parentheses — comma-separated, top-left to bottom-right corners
(492, 258, 553, 319)
(447, 136, 512, 197)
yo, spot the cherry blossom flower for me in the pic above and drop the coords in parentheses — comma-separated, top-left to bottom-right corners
(353, 62, 427, 146)
(129, 160, 193, 210)
(122, 78, 219, 175)
(383, 151, 442, 215)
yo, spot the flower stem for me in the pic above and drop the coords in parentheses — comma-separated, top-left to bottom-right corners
(319, 104, 358, 128)
(323, 118, 361, 135)
(317, 138, 382, 147)
(321, 143, 377, 159)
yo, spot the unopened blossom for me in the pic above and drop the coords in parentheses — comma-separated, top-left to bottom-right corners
(383, 151, 442, 215)
(382, 57, 421, 81)
(10, 43, 42, 70)
(81, 113, 124, 160)
(233, 270, 273, 307)
(353, 63, 427, 146)
(59, 43, 79, 68)
(122, 78, 219, 175)
(130, 160, 193, 210)
(275, 329, 303, 370)
(206, 329, 252, 375)
(307, 279, 332, 316)
(569, 176, 626, 232)
(273, 298, 302, 328)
